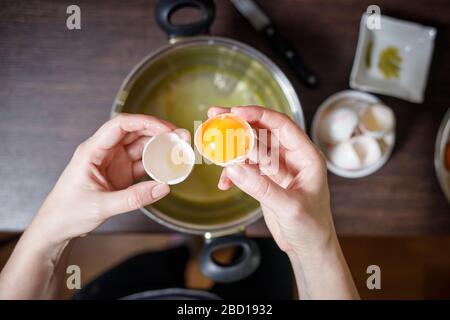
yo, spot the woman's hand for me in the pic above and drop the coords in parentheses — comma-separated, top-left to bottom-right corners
(0, 114, 186, 299)
(32, 113, 183, 245)
(210, 106, 333, 255)
(209, 106, 359, 299)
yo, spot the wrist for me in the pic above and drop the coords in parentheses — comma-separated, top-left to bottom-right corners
(33, 196, 76, 245)
(25, 211, 72, 261)
(24, 224, 70, 267)
(0, 217, 72, 300)
(289, 222, 340, 264)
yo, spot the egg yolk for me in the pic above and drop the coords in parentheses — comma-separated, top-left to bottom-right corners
(199, 115, 252, 164)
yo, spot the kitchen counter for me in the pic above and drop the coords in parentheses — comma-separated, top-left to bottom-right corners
(1, 0, 449, 236)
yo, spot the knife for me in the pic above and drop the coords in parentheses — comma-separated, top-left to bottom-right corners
(230, 0, 319, 88)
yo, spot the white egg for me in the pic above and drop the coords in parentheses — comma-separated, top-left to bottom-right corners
(351, 135, 382, 167)
(142, 132, 195, 185)
(329, 140, 362, 170)
(359, 104, 395, 139)
(329, 135, 382, 170)
(319, 107, 358, 144)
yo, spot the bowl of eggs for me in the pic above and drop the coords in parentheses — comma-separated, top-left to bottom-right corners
(312, 90, 396, 178)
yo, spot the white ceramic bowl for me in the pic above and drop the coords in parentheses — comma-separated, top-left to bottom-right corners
(311, 90, 395, 178)
(350, 14, 436, 104)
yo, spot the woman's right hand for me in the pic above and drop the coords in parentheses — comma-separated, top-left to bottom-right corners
(209, 106, 335, 256)
(210, 106, 359, 299)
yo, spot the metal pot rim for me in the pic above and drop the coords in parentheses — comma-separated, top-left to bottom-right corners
(111, 35, 305, 236)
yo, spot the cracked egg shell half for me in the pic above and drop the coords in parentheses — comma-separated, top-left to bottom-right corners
(359, 103, 395, 139)
(142, 132, 195, 185)
(194, 113, 254, 166)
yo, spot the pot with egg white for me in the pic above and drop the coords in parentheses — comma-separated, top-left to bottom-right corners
(111, 0, 305, 283)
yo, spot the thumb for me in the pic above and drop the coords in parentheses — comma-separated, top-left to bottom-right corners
(225, 164, 290, 211)
(102, 181, 170, 216)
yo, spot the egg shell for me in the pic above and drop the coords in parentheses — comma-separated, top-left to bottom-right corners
(328, 141, 362, 170)
(359, 104, 395, 139)
(351, 135, 382, 167)
(329, 135, 382, 170)
(142, 132, 195, 185)
(194, 113, 254, 166)
(319, 107, 359, 144)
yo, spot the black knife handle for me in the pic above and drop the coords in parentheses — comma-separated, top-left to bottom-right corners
(262, 25, 319, 88)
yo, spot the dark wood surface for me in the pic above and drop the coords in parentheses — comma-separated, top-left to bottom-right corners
(0, 0, 449, 236)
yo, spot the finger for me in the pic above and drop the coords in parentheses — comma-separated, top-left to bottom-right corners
(231, 106, 316, 152)
(89, 113, 176, 151)
(122, 129, 161, 145)
(101, 181, 170, 216)
(173, 128, 191, 143)
(125, 136, 150, 162)
(132, 160, 147, 180)
(122, 132, 141, 145)
(248, 136, 293, 188)
(218, 169, 233, 190)
(225, 164, 292, 212)
(207, 106, 231, 118)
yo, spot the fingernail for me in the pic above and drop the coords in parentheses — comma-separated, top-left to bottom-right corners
(152, 184, 170, 199)
(218, 177, 228, 190)
(226, 165, 245, 184)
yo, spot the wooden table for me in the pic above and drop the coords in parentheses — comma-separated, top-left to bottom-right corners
(1, 0, 449, 236)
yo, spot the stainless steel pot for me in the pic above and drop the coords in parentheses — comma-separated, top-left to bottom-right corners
(111, 0, 305, 282)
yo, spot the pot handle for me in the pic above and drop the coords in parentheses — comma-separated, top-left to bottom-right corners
(200, 234, 261, 283)
(155, 0, 215, 38)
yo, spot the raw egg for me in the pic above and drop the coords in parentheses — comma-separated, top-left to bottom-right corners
(194, 113, 254, 166)
(142, 132, 195, 185)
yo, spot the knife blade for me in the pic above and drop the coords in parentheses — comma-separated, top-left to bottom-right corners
(230, 0, 319, 88)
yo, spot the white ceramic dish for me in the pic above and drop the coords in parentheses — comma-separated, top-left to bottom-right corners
(434, 108, 450, 203)
(311, 90, 395, 178)
(350, 14, 436, 103)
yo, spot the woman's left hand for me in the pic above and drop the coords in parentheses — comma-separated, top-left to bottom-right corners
(31, 113, 183, 245)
